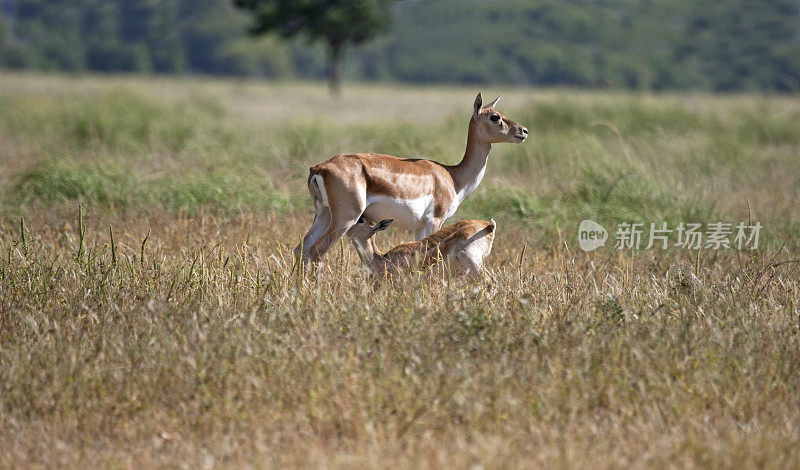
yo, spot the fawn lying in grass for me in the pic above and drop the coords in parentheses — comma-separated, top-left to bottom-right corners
(347, 218, 496, 279)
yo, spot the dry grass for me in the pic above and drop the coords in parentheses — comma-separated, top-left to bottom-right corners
(1, 71, 800, 468)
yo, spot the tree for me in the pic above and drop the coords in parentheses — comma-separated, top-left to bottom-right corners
(234, 0, 393, 95)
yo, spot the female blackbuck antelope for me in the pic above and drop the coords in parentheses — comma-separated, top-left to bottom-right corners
(295, 93, 527, 262)
(347, 218, 496, 278)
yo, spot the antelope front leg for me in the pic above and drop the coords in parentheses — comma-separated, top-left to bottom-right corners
(307, 204, 362, 262)
(294, 206, 331, 262)
(308, 224, 356, 262)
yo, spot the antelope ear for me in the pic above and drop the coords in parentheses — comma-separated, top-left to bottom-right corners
(473, 93, 483, 115)
(374, 219, 393, 233)
(483, 94, 501, 110)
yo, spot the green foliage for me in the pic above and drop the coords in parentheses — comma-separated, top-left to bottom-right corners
(12, 159, 132, 206)
(11, 159, 297, 213)
(235, 0, 392, 46)
(0, 0, 293, 76)
(0, 11, 7, 53)
(672, 0, 800, 91)
(459, 165, 713, 237)
(363, 0, 800, 91)
(180, 0, 293, 76)
(234, 0, 393, 93)
(1, 0, 798, 90)
(1, 76, 800, 250)
(0, 90, 211, 154)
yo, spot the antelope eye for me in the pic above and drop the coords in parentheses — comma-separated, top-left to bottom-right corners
(490, 114, 500, 122)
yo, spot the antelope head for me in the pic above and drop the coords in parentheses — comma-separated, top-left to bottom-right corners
(471, 93, 528, 144)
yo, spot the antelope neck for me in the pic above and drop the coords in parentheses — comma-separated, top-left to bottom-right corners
(354, 238, 384, 271)
(449, 123, 492, 194)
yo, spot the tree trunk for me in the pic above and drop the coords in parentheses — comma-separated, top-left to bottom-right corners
(327, 41, 343, 97)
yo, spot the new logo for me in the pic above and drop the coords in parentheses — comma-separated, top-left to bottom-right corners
(578, 220, 608, 251)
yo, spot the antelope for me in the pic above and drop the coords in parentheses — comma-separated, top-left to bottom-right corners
(294, 92, 527, 263)
(347, 218, 497, 278)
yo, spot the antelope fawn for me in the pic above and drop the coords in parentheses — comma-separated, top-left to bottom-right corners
(346, 218, 496, 280)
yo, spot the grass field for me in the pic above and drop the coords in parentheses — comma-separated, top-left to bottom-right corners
(1, 71, 800, 468)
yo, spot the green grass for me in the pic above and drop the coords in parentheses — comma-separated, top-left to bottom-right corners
(1, 72, 800, 467)
(4, 78, 798, 248)
(11, 159, 297, 213)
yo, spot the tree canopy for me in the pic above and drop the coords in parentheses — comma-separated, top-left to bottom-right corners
(234, 0, 393, 94)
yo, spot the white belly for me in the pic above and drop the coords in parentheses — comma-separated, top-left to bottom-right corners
(363, 195, 434, 230)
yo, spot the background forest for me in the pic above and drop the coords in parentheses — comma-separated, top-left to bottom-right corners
(1, 0, 799, 91)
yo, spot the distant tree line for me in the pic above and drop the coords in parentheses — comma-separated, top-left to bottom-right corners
(1, 0, 799, 91)
(0, 0, 308, 77)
